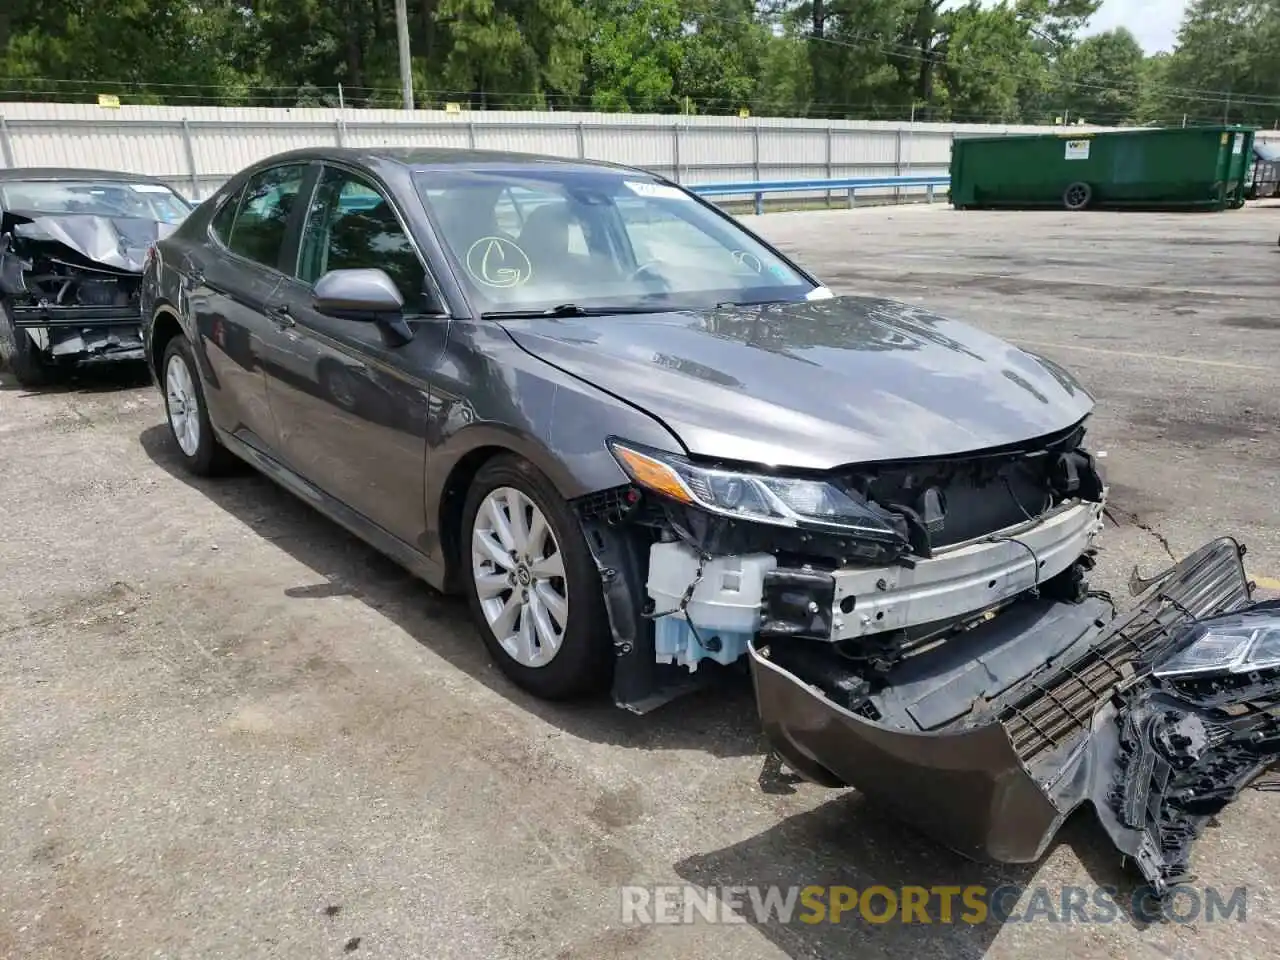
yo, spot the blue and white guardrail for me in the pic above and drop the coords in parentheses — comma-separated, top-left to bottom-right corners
(688, 175, 951, 214)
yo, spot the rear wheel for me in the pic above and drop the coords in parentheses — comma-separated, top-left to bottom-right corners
(1063, 181, 1093, 211)
(0, 302, 53, 388)
(162, 334, 234, 476)
(461, 455, 612, 700)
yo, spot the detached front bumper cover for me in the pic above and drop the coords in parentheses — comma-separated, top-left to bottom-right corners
(751, 537, 1275, 896)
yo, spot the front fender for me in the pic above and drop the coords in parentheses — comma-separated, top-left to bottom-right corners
(421, 319, 686, 569)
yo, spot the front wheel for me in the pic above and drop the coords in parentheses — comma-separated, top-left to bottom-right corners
(461, 455, 612, 700)
(0, 302, 53, 388)
(162, 334, 234, 476)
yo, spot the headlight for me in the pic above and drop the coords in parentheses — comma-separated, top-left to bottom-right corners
(1153, 608, 1280, 678)
(607, 439, 906, 543)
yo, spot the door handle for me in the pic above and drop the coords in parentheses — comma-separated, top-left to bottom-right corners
(266, 303, 295, 329)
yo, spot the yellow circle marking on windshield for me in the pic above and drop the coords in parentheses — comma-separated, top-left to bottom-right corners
(465, 236, 533, 288)
(732, 250, 763, 273)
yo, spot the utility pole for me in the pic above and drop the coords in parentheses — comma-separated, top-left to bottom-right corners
(395, 0, 413, 111)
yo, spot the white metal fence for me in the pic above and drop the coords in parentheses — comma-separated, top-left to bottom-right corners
(1, 102, 1276, 204)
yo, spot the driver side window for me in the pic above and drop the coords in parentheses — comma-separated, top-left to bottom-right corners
(295, 167, 427, 313)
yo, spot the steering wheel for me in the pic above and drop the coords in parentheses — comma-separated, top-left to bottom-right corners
(628, 260, 669, 288)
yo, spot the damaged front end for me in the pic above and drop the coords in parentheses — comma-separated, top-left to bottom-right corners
(577, 419, 1108, 709)
(0, 211, 174, 368)
(574, 424, 1277, 892)
(752, 536, 1273, 896)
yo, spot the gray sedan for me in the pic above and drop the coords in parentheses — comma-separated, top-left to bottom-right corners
(140, 147, 1275, 895)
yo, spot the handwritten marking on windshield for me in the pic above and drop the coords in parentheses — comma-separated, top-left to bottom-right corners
(465, 236, 533, 288)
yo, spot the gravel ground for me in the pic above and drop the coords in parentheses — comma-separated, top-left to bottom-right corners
(3, 203, 1280, 960)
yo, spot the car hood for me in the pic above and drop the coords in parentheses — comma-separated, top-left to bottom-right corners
(500, 296, 1095, 469)
(1, 209, 181, 274)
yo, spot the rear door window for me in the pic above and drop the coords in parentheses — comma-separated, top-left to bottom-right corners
(225, 164, 309, 270)
(209, 186, 243, 246)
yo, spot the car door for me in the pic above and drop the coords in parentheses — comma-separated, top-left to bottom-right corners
(188, 163, 311, 455)
(264, 163, 448, 548)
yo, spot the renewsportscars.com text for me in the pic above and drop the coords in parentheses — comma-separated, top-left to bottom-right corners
(619, 884, 1248, 925)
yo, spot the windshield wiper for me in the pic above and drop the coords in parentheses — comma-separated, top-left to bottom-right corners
(482, 303, 668, 319)
(715, 297, 792, 308)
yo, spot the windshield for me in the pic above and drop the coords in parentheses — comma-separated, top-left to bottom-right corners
(412, 169, 818, 314)
(0, 179, 192, 223)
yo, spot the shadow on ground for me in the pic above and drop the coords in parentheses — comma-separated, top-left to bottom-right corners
(0, 360, 151, 393)
(138, 422, 762, 759)
(139, 420, 1170, 959)
(673, 796, 1165, 959)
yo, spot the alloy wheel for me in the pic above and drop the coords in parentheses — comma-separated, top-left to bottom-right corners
(165, 352, 201, 457)
(471, 486, 569, 668)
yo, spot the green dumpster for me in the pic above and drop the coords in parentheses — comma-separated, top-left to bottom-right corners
(949, 126, 1257, 212)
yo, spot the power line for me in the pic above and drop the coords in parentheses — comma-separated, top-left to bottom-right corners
(4, 6, 1279, 122)
(695, 8, 1280, 111)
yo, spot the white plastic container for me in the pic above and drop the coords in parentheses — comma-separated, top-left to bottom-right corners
(646, 541, 777, 671)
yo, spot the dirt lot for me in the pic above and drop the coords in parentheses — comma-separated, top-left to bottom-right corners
(3, 204, 1280, 959)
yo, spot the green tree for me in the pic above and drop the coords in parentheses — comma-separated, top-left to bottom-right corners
(677, 0, 769, 114)
(583, 0, 685, 112)
(431, 0, 589, 108)
(1057, 28, 1145, 124)
(942, 2, 1040, 122)
(5, 0, 1278, 126)
(754, 29, 815, 115)
(1161, 0, 1280, 125)
(1135, 51, 1174, 123)
(0, 0, 261, 101)
(786, 0, 913, 118)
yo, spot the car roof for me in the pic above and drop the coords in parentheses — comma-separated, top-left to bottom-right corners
(249, 146, 644, 177)
(0, 167, 175, 184)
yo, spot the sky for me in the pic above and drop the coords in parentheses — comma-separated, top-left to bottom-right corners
(1084, 0, 1190, 52)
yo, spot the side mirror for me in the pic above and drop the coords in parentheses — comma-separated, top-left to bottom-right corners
(313, 267, 425, 347)
(313, 268, 405, 320)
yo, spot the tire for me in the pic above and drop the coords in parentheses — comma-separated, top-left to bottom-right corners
(460, 454, 612, 700)
(0, 301, 53, 388)
(161, 334, 235, 476)
(1063, 181, 1092, 211)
